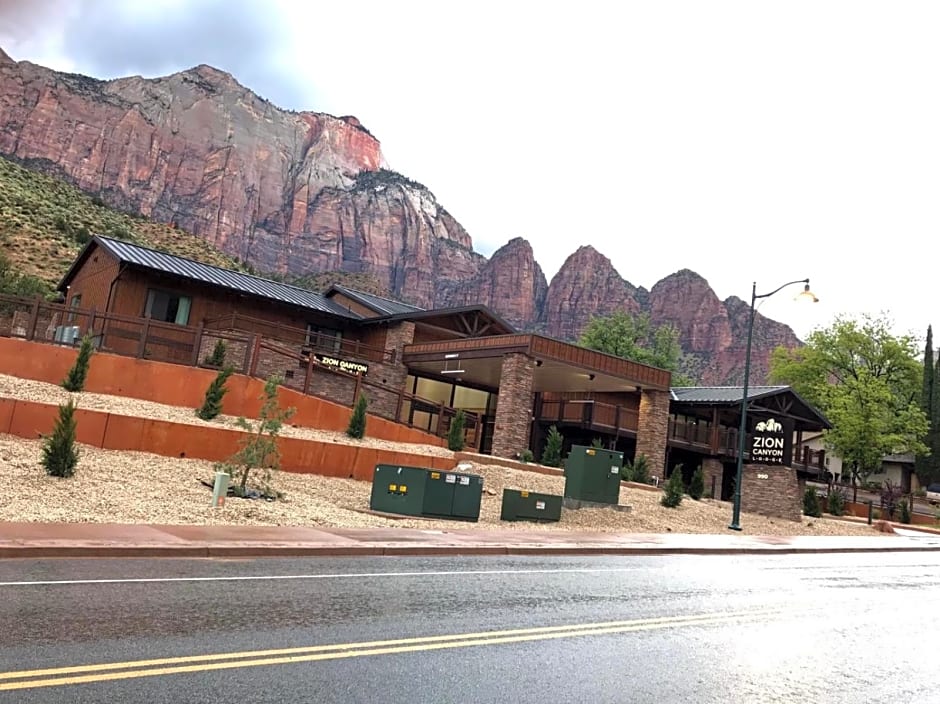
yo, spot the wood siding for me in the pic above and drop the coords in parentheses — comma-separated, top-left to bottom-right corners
(64, 243, 121, 312)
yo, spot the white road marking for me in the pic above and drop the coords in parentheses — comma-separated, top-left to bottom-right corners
(0, 566, 652, 587)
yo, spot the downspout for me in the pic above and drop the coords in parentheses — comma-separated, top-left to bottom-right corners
(102, 263, 127, 345)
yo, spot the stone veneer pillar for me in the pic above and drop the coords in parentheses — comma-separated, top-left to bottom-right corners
(739, 464, 802, 522)
(369, 321, 415, 418)
(702, 458, 724, 500)
(634, 389, 670, 482)
(491, 352, 536, 459)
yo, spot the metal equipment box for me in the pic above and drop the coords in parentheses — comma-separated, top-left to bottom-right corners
(563, 445, 623, 504)
(370, 465, 483, 521)
(500, 488, 562, 522)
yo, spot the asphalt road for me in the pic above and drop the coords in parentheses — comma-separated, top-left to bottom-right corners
(1, 552, 939, 703)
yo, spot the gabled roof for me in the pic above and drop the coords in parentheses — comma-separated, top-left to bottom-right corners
(670, 385, 831, 429)
(59, 236, 361, 319)
(364, 304, 517, 335)
(323, 284, 424, 316)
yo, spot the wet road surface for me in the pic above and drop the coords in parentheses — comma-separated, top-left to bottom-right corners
(1, 552, 938, 702)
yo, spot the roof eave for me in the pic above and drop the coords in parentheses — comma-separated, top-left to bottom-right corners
(56, 236, 109, 292)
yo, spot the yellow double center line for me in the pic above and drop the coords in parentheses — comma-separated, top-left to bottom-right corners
(0, 607, 789, 691)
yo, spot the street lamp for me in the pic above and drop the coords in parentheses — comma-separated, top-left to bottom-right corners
(728, 278, 819, 531)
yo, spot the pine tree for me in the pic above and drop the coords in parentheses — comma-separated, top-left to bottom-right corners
(541, 425, 563, 467)
(447, 409, 466, 452)
(661, 465, 685, 507)
(61, 334, 95, 392)
(196, 367, 233, 421)
(346, 393, 368, 439)
(42, 398, 79, 477)
(916, 326, 935, 485)
(204, 339, 227, 367)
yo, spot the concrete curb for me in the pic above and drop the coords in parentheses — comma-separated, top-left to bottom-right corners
(4, 542, 940, 560)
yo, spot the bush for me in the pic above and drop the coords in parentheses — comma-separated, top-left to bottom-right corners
(898, 499, 911, 524)
(204, 339, 227, 367)
(196, 367, 233, 421)
(447, 409, 466, 452)
(541, 425, 563, 467)
(880, 481, 903, 520)
(518, 449, 534, 463)
(688, 465, 705, 500)
(42, 398, 79, 477)
(217, 374, 295, 499)
(61, 333, 95, 392)
(661, 465, 685, 508)
(590, 437, 604, 449)
(827, 487, 846, 516)
(621, 453, 650, 483)
(346, 393, 368, 439)
(803, 487, 822, 517)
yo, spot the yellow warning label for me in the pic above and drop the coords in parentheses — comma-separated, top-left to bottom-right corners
(400, 485, 408, 493)
(430, 472, 441, 479)
(521, 491, 529, 498)
(586, 449, 596, 455)
(389, 484, 398, 492)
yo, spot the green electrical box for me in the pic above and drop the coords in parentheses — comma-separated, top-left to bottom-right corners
(563, 445, 623, 504)
(500, 489, 562, 522)
(370, 465, 483, 522)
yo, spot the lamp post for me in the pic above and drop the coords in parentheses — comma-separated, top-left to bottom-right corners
(728, 278, 818, 531)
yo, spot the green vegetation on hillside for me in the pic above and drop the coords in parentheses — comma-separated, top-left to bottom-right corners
(0, 155, 242, 291)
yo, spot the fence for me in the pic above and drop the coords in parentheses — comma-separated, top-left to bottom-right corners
(0, 294, 481, 449)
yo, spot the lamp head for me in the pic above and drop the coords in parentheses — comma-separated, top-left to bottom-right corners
(794, 281, 819, 303)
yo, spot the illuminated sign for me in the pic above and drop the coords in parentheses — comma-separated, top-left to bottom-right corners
(750, 417, 788, 465)
(314, 353, 369, 375)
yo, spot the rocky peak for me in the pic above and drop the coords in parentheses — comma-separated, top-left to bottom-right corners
(440, 237, 547, 329)
(648, 270, 730, 353)
(0, 47, 11, 64)
(539, 245, 641, 340)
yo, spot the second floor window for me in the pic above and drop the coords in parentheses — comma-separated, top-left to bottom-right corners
(145, 288, 191, 325)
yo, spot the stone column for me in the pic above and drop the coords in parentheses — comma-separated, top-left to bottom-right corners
(369, 321, 415, 419)
(702, 458, 724, 500)
(491, 352, 536, 459)
(635, 389, 670, 481)
(740, 464, 802, 522)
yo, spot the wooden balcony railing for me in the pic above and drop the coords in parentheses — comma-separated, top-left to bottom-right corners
(538, 399, 639, 433)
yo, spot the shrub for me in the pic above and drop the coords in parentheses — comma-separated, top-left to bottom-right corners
(204, 339, 227, 367)
(217, 374, 295, 499)
(827, 487, 846, 516)
(61, 333, 95, 392)
(196, 367, 233, 421)
(590, 437, 604, 449)
(880, 481, 903, 520)
(42, 398, 79, 477)
(688, 465, 705, 500)
(447, 409, 466, 451)
(346, 393, 368, 439)
(898, 499, 911, 524)
(803, 487, 822, 517)
(621, 454, 650, 484)
(541, 425, 563, 467)
(518, 449, 534, 463)
(660, 465, 685, 508)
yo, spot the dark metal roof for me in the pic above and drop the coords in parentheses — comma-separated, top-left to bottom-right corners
(670, 386, 788, 403)
(364, 305, 517, 334)
(74, 236, 361, 319)
(324, 284, 424, 317)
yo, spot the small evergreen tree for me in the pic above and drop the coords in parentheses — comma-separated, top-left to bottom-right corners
(621, 453, 650, 483)
(827, 486, 846, 516)
(898, 498, 912, 524)
(196, 367, 233, 421)
(61, 333, 95, 392)
(803, 487, 822, 517)
(447, 409, 466, 452)
(218, 374, 295, 498)
(541, 425, 563, 467)
(591, 437, 604, 449)
(42, 398, 79, 477)
(688, 465, 705, 500)
(204, 338, 228, 367)
(346, 392, 368, 439)
(661, 465, 684, 508)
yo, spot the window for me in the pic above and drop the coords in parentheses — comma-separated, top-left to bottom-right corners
(145, 289, 191, 325)
(68, 294, 82, 322)
(305, 324, 342, 354)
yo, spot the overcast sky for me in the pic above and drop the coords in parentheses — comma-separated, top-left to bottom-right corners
(2, 0, 938, 342)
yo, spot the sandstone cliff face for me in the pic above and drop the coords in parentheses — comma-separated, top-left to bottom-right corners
(439, 237, 547, 329)
(539, 246, 641, 341)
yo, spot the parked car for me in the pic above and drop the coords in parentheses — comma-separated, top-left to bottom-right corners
(926, 483, 940, 506)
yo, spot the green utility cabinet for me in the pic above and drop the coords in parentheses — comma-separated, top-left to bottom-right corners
(563, 445, 623, 504)
(500, 489, 562, 523)
(370, 464, 483, 521)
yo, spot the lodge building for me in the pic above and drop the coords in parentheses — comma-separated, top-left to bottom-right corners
(2, 235, 831, 520)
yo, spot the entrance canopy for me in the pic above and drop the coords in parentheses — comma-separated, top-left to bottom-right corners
(403, 334, 672, 394)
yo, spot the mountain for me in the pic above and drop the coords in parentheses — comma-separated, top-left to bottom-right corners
(0, 49, 800, 384)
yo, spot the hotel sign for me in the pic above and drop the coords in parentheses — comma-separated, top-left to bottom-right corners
(314, 353, 369, 375)
(750, 417, 790, 465)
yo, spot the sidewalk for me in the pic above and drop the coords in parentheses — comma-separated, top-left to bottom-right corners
(3, 521, 940, 559)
